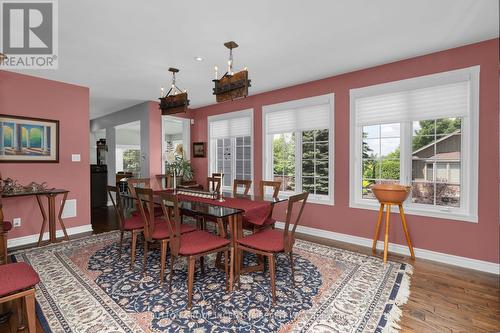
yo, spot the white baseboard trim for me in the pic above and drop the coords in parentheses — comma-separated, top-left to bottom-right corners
(275, 222, 500, 275)
(7, 224, 93, 249)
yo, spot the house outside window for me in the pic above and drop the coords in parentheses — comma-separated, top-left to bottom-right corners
(208, 109, 253, 190)
(263, 93, 334, 204)
(350, 66, 479, 222)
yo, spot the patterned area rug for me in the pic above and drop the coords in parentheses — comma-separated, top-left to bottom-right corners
(12, 231, 412, 333)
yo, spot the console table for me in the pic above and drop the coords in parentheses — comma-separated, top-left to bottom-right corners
(1, 189, 70, 246)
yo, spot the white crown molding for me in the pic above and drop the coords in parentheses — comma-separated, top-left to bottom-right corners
(275, 222, 499, 275)
(7, 224, 93, 249)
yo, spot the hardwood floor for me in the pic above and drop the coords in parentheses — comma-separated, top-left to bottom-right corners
(2, 206, 499, 332)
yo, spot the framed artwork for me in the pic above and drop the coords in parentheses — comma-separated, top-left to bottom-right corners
(0, 114, 59, 163)
(192, 142, 206, 158)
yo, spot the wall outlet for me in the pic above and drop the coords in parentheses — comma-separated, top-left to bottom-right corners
(13, 218, 21, 227)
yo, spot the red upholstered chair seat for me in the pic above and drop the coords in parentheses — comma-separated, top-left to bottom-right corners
(179, 230, 230, 255)
(237, 228, 285, 252)
(152, 221, 196, 240)
(2, 221, 12, 232)
(123, 215, 144, 230)
(0, 262, 40, 297)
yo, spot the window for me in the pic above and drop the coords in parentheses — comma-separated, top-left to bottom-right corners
(350, 66, 479, 222)
(264, 94, 334, 204)
(208, 109, 253, 190)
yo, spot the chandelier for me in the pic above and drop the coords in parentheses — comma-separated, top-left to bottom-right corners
(159, 67, 189, 115)
(212, 41, 251, 103)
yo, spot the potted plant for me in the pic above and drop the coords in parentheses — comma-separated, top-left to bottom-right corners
(165, 144, 193, 188)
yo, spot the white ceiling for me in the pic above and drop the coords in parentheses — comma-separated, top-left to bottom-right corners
(8, 0, 499, 119)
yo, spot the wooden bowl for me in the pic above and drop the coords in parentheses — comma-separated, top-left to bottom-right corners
(371, 184, 411, 204)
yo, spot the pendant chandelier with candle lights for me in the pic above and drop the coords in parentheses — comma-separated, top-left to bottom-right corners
(212, 41, 251, 103)
(159, 67, 190, 115)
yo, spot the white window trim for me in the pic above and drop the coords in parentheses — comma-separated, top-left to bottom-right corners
(349, 66, 479, 222)
(262, 93, 335, 205)
(207, 109, 254, 193)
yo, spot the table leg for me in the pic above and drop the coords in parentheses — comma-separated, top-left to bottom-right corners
(228, 215, 236, 291)
(36, 195, 47, 246)
(57, 192, 69, 241)
(398, 204, 415, 260)
(383, 204, 391, 263)
(215, 217, 227, 269)
(48, 195, 57, 243)
(372, 203, 385, 255)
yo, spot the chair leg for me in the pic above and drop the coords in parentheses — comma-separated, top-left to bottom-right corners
(169, 255, 175, 291)
(187, 256, 196, 309)
(199, 256, 205, 276)
(160, 240, 167, 285)
(289, 252, 296, 287)
(24, 291, 36, 333)
(399, 205, 415, 260)
(383, 204, 391, 263)
(16, 297, 25, 331)
(224, 249, 229, 291)
(372, 203, 384, 255)
(269, 254, 276, 305)
(118, 231, 124, 259)
(142, 240, 149, 272)
(130, 231, 138, 269)
(229, 246, 234, 292)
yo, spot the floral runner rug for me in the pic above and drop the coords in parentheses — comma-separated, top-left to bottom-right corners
(12, 231, 412, 333)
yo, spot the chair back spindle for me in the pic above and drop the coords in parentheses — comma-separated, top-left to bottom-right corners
(282, 192, 309, 252)
(106, 185, 126, 232)
(232, 179, 252, 196)
(135, 187, 156, 242)
(260, 180, 281, 199)
(158, 192, 182, 256)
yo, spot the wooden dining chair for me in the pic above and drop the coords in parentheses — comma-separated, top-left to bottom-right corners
(206, 176, 222, 193)
(260, 180, 281, 199)
(236, 192, 308, 304)
(107, 185, 145, 268)
(243, 180, 282, 233)
(127, 178, 163, 217)
(232, 179, 252, 196)
(0, 262, 40, 333)
(158, 191, 232, 309)
(135, 188, 196, 282)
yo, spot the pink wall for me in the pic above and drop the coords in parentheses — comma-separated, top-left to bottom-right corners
(0, 70, 90, 241)
(148, 101, 163, 181)
(188, 39, 500, 263)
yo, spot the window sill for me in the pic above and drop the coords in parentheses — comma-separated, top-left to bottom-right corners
(349, 200, 478, 223)
(278, 192, 334, 206)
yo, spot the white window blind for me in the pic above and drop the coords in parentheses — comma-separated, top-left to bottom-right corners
(210, 116, 252, 138)
(355, 81, 470, 126)
(266, 104, 330, 134)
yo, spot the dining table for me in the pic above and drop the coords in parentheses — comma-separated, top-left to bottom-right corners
(121, 188, 288, 291)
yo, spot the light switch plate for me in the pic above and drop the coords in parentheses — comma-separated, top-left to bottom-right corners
(13, 218, 21, 227)
(71, 154, 81, 162)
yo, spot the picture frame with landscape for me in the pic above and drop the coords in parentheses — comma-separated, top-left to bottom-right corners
(0, 114, 59, 163)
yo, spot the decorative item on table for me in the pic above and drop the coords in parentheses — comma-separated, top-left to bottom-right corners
(165, 152, 193, 190)
(159, 68, 190, 115)
(0, 114, 59, 163)
(177, 189, 217, 200)
(23, 182, 49, 193)
(212, 41, 251, 103)
(0, 178, 23, 194)
(192, 142, 205, 158)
